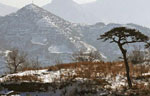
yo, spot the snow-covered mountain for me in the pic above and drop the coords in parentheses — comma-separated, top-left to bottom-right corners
(0, 3, 18, 16)
(0, 4, 97, 67)
(0, 4, 150, 69)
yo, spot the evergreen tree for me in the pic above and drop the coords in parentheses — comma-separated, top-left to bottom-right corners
(98, 27, 150, 88)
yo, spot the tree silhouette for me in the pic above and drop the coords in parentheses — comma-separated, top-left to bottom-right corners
(98, 27, 150, 88)
(5, 48, 27, 73)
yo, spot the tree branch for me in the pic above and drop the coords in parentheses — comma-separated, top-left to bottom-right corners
(122, 41, 143, 45)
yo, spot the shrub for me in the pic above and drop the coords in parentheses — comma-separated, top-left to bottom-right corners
(5, 75, 42, 82)
(72, 50, 103, 62)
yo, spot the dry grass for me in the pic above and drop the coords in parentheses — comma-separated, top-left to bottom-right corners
(128, 83, 150, 96)
(46, 61, 150, 78)
(5, 75, 42, 82)
(20, 61, 150, 80)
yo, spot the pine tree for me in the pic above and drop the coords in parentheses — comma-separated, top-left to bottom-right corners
(98, 27, 150, 88)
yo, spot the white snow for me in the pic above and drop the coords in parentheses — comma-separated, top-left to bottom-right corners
(0, 69, 75, 83)
(4, 50, 12, 57)
(31, 40, 48, 45)
(31, 37, 48, 45)
(37, 16, 58, 28)
(142, 72, 150, 76)
(100, 53, 107, 59)
(48, 45, 72, 53)
(109, 75, 126, 89)
(0, 68, 126, 90)
(72, 41, 97, 52)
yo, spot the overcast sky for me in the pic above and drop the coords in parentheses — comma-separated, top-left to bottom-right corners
(0, 0, 96, 8)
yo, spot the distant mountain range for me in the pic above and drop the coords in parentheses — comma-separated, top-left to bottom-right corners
(43, 0, 150, 27)
(0, 3, 18, 16)
(0, 4, 150, 70)
(43, 0, 96, 24)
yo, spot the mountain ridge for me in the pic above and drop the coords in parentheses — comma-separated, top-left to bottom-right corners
(43, 0, 95, 24)
(0, 3, 18, 16)
(43, 0, 150, 28)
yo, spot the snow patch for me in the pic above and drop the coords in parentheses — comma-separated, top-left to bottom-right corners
(0, 69, 75, 83)
(78, 41, 97, 52)
(31, 37, 48, 45)
(37, 16, 58, 28)
(48, 45, 72, 53)
(4, 50, 12, 57)
(101, 53, 107, 59)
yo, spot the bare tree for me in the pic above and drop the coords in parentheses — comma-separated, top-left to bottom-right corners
(30, 56, 41, 70)
(5, 48, 27, 73)
(98, 27, 150, 88)
(72, 50, 102, 62)
(128, 45, 145, 64)
(54, 55, 63, 65)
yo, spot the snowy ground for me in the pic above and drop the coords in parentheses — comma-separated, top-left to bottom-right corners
(0, 69, 76, 83)
(0, 66, 150, 96)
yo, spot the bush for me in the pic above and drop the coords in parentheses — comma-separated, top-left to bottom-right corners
(72, 50, 103, 62)
(5, 75, 42, 83)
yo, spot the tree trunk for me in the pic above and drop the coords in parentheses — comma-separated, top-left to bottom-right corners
(14, 66, 17, 73)
(118, 44, 132, 88)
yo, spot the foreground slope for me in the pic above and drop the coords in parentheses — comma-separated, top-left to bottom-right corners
(0, 62, 150, 96)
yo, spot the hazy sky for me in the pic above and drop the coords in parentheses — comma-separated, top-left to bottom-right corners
(0, 0, 96, 8)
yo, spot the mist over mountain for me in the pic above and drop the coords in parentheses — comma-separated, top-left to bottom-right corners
(43, 0, 150, 27)
(43, 0, 97, 24)
(0, 3, 18, 16)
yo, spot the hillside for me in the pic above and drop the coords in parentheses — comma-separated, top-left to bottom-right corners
(0, 62, 150, 95)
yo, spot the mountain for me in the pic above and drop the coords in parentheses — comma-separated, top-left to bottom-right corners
(0, 3, 18, 16)
(82, 0, 150, 26)
(0, 4, 97, 67)
(0, 4, 150, 71)
(43, 0, 96, 24)
(43, 0, 150, 27)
